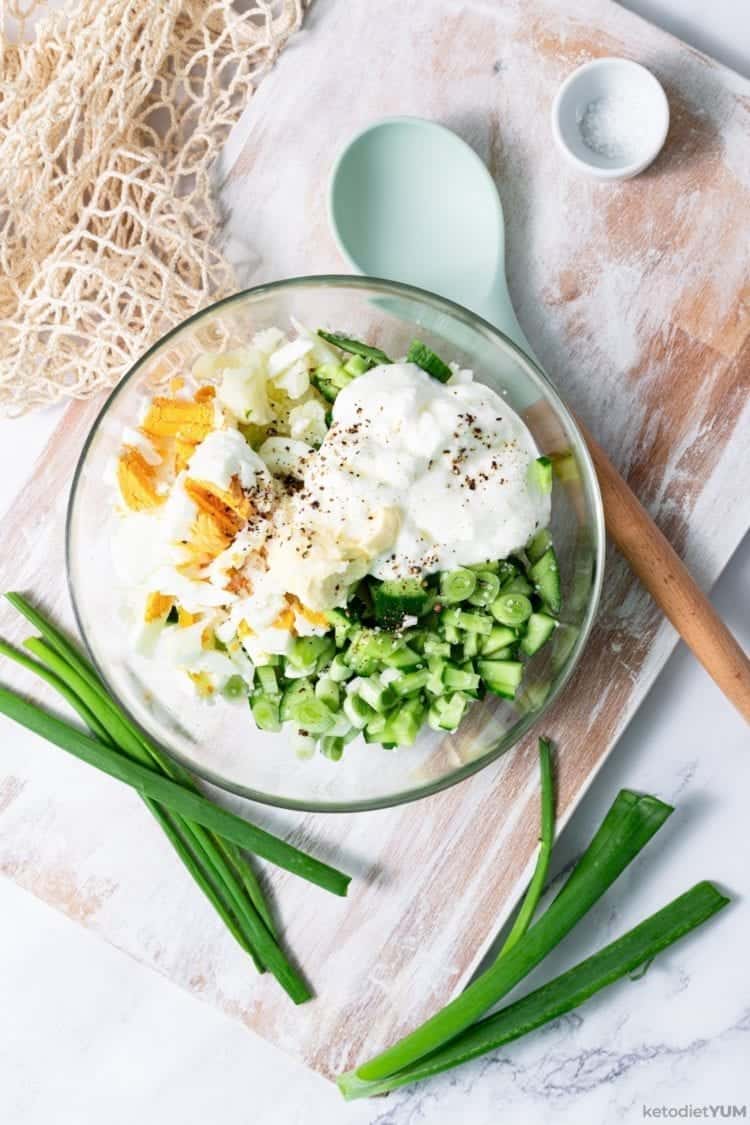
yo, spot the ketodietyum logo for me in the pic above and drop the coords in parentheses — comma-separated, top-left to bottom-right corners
(642, 1108, 747, 1120)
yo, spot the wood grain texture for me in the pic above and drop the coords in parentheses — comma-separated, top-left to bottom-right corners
(580, 421, 750, 721)
(1, 0, 749, 1081)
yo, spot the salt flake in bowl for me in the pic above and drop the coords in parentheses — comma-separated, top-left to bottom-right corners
(551, 57, 670, 181)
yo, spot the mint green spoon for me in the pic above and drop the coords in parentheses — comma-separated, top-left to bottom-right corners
(328, 115, 750, 720)
(328, 116, 534, 361)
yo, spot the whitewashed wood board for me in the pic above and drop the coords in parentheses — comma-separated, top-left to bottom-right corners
(1, 0, 749, 1081)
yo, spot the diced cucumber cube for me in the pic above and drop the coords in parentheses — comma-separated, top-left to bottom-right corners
(427, 693, 469, 732)
(423, 635, 451, 658)
(481, 625, 517, 655)
(478, 659, 524, 699)
(443, 663, 480, 692)
(520, 612, 558, 656)
(381, 697, 426, 747)
(391, 668, 430, 698)
(526, 528, 553, 564)
(372, 577, 431, 627)
(529, 547, 562, 615)
(441, 608, 493, 635)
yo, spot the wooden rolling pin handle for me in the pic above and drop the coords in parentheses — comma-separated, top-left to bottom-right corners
(579, 422, 750, 725)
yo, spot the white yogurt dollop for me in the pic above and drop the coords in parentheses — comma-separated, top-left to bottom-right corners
(300, 363, 549, 581)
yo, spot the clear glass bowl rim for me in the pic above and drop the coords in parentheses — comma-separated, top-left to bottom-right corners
(66, 274, 605, 813)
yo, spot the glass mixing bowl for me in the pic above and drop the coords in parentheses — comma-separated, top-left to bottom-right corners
(67, 277, 604, 812)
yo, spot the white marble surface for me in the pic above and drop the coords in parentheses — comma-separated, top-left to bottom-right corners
(1, 2, 748, 1121)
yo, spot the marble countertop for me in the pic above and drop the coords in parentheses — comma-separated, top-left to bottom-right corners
(1, 2, 748, 1122)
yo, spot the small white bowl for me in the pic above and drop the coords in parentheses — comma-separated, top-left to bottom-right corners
(551, 57, 669, 181)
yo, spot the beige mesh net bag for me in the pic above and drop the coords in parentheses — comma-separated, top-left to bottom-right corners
(0, 0, 307, 416)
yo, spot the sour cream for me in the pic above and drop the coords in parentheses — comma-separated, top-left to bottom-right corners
(296, 363, 549, 582)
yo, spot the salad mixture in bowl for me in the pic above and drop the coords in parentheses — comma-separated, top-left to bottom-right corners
(112, 323, 561, 760)
(67, 278, 603, 810)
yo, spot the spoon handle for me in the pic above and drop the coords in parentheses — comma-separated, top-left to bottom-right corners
(578, 420, 750, 724)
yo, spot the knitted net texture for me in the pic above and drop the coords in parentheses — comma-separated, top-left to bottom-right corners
(0, 0, 306, 415)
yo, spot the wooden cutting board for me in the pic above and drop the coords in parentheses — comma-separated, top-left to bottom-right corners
(1, 0, 748, 1081)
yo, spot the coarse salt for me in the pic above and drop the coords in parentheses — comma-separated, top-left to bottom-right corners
(577, 93, 645, 163)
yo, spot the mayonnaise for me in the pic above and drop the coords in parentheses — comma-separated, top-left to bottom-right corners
(296, 363, 549, 582)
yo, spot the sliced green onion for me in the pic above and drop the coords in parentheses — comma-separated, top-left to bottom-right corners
(439, 568, 477, 604)
(468, 571, 501, 607)
(490, 593, 533, 627)
(317, 330, 391, 366)
(289, 694, 335, 734)
(222, 674, 247, 700)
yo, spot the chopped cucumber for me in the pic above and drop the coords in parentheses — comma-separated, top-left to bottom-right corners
(440, 623, 461, 645)
(407, 339, 452, 383)
(520, 612, 558, 656)
(502, 573, 533, 596)
(441, 607, 493, 635)
(481, 625, 517, 655)
(381, 697, 426, 747)
(311, 372, 340, 402)
(235, 523, 560, 754)
(391, 668, 430, 698)
(443, 663, 480, 692)
(423, 635, 451, 658)
(372, 577, 431, 627)
(526, 527, 553, 564)
(345, 629, 397, 674)
(529, 546, 562, 615)
(478, 659, 524, 699)
(343, 354, 371, 377)
(381, 642, 422, 670)
(468, 560, 499, 574)
(287, 635, 335, 672)
(427, 693, 469, 732)
(530, 455, 553, 494)
(425, 656, 447, 696)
